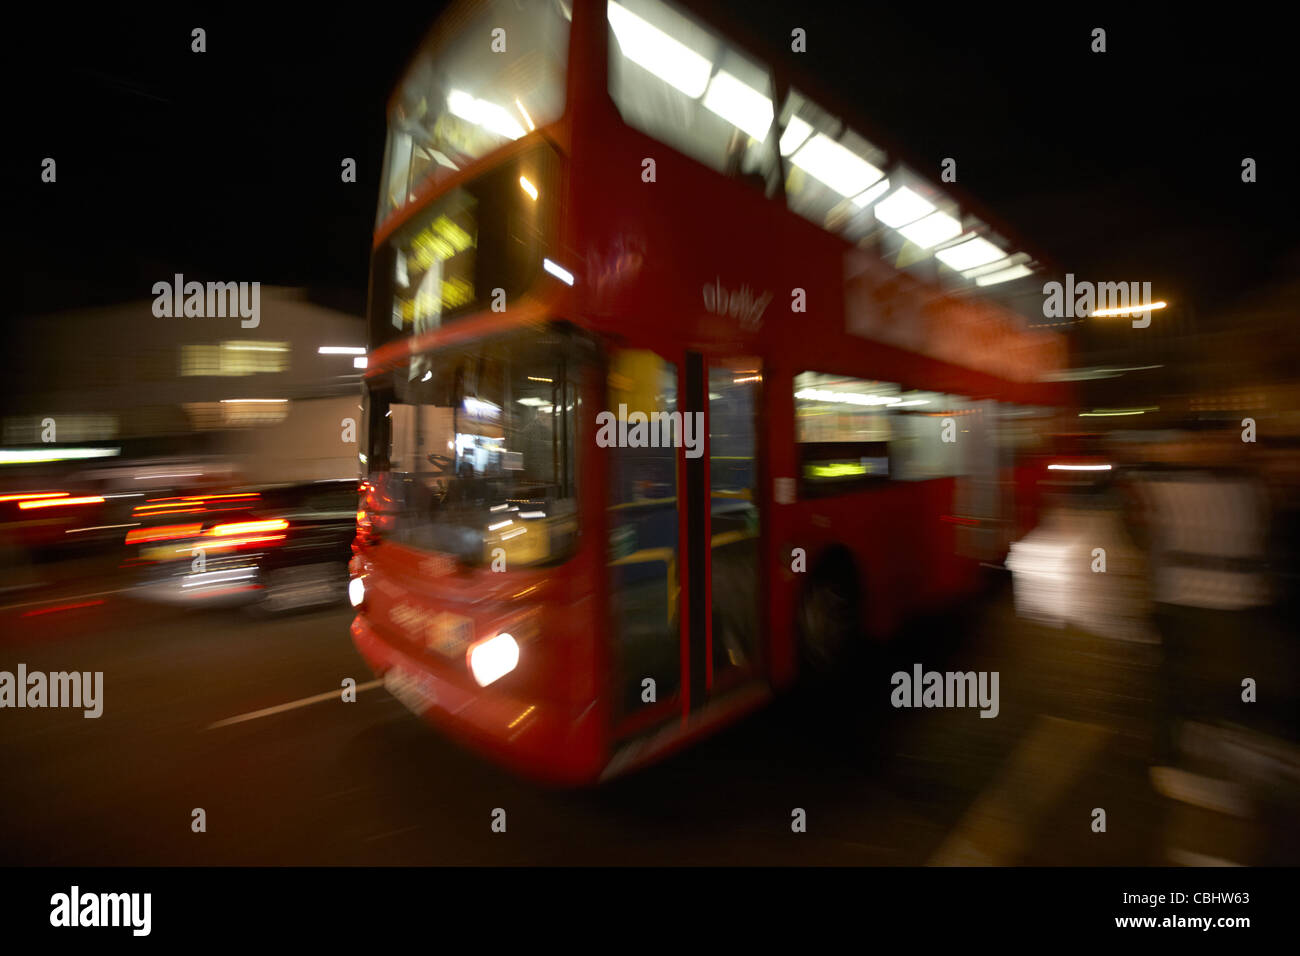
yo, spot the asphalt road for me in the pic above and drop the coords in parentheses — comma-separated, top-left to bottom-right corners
(0, 563, 1291, 866)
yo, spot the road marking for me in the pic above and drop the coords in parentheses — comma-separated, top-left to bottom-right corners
(362, 825, 422, 844)
(928, 715, 1112, 866)
(1149, 766, 1252, 818)
(1167, 848, 1243, 867)
(0, 585, 141, 612)
(206, 679, 385, 730)
(22, 599, 106, 617)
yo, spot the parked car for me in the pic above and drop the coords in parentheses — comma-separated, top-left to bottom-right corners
(123, 479, 358, 612)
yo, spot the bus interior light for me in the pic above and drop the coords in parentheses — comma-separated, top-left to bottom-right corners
(897, 211, 963, 249)
(788, 134, 885, 199)
(607, 1, 712, 97)
(851, 177, 892, 209)
(542, 259, 575, 285)
(934, 236, 1007, 271)
(873, 186, 935, 228)
(779, 116, 812, 156)
(975, 263, 1033, 286)
(447, 90, 526, 141)
(515, 98, 535, 131)
(702, 70, 774, 141)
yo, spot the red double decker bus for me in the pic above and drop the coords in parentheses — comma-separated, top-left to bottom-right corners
(350, 0, 1068, 783)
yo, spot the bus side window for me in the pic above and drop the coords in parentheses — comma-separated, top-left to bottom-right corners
(793, 370, 895, 497)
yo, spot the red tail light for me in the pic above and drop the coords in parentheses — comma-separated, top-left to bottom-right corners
(209, 519, 289, 536)
(133, 492, 260, 519)
(0, 491, 69, 503)
(200, 518, 289, 550)
(355, 508, 378, 548)
(18, 495, 104, 510)
(125, 523, 204, 545)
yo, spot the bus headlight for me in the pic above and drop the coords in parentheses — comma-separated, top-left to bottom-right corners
(467, 632, 519, 687)
(348, 576, 366, 607)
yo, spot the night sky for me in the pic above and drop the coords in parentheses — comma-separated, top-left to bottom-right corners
(8, 3, 1296, 333)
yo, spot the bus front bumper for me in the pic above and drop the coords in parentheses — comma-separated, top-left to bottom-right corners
(350, 613, 605, 785)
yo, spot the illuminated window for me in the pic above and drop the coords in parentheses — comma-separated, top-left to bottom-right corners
(371, 141, 557, 354)
(2, 414, 118, 444)
(389, 190, 478, 355)
(180, 342, 288, 377)
(779, 91, 888, 239)
(183, 401, 290, 429)
(794, 371, 975, 495)
(608, 0, 779, 193)
(380, 0, 570, 220)
(794, 371, 894, 496)
(888, 391, 970, 481)
(180, 345, 221, 377)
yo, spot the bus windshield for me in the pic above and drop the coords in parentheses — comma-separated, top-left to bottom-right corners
(362, 323, 591, 568)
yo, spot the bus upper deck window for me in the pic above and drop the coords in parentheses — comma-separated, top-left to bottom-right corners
(380, 0, 571, 220)
(608, 0, 780, 195)
(779, 89, 889, 240)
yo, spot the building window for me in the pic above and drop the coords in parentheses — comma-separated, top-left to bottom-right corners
(180, 342, 288, 377)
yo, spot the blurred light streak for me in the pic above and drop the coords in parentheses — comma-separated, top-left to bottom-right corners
(1091, 301, 1167, 317)
(21, 599, 105, 617)
(0, 448, 120, 464)
(206, 679, 385, 730)
(18, 496, 105, 509)
(543, 259, 575, 285)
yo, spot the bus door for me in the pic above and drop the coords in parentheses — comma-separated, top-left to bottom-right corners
(606, 350, 764, 738)
(686, 354, 763, 708)
(607, 349, 683, 731)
